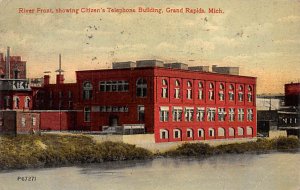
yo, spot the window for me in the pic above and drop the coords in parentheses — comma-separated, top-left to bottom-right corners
(229, 108, 235, 121)
(196, 107, 205, 121)
(229, 127, 235, 137)
(13, 96, 20, 109)
(21, 117, 26, 127)
(247, 85, 253, 102)
(184, 107, 194, 122)
(209, 128, 215, 137)
(187, 128, 193, 138)
(49, 91, 53, 98)
(112, 81, 118, 92)
(161, 79, 168, 98)
(219, 84, 225, 101)
(173, 129, 181, 139)
(238, 85, 244, 102)
(238, 108, 244, 121)
(198, 82, 204, 100)
(32, 117, 36, 126)
(59, 91, 63, 98)
(138, 105, 145, 122)
(68, 91, 72, 98)
(106, 81, 112, 91)
(198, 129, 204, 138)
(136, 78, 147, 97)
(174, 80, 180, 99)
(218, 108, 226, 121)
(24, 96, 30, 109)
(207, 108, 216, 121)
(160, 129, 169, 139)
(187, 81, 192, 99)
(68, 101, 73, 109)
(159, 106, 169, 122)
(247, 109, 253, 121)
(172, 107, 183, 121)
(84, 107, 91, 122)
(218, 127, 225, 137)
(246, 126, 253, 135)
(4, 96, 10, 108)
(229, 84, 234, 101)
(83, 82, 93, 100)
(238, 127, 244, 136)
(209, 83, 214, 100)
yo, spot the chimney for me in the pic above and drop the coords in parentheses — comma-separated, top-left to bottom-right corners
(56, 74, 64, 84)
(44, 75, 50, 85)
(5, 47, 10, 79)
(55, 54, 64, 84)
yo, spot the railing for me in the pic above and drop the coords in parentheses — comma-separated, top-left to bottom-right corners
(0, 79, 31, 91)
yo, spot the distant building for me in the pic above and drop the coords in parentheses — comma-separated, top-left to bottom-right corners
(212, 65, 239, 75)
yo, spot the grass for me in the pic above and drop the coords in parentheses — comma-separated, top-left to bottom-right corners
(0, 135, 299, 170)
(0, 134, 153, 170)
(163, 136, 300, 157)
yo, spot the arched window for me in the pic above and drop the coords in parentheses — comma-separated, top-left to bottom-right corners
(187, 128, 193, 138)
(83, 81, 93, 100)
(246, 126, 253, 136)
(229, 84, 235, 101)
(198, 128, 204, 138)
(238, 127, 244, 136)
(187, 81, 192, 99)
(219, 83, 225, 101)
(209, 128, 215, 137)
(174, 80, 180, 99)
(173, 129, 181, 139)
(24, 96, 30, 108)
(229, 127, 235, 137)
(218, 127, 225, 137)
(247, 85, 253, 102)
(198, 82, 204, 100)
(209, 82, 214, 100)
(238, 85, 244, 102)
(13, 96, 20, 109)
(160, 129, 169, 139)
(136, 78, 147, 97)
(161, 79, 168, 98)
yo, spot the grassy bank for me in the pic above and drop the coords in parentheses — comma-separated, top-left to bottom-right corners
(1, 135, 299, 170)
(163, 137, 300, 157)
(0, 134, 153, 170)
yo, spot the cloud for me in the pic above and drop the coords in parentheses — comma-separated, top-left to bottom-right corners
(184, 38, 215, 52)
(278, 15, 300, 23)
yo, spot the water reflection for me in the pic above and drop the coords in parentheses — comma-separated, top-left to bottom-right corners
(0, 153, 299, 190)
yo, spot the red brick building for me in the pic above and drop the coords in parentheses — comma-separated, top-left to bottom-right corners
(34, 60, 257, 143)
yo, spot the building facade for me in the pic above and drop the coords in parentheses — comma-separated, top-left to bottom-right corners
(34, 61, 257, 143)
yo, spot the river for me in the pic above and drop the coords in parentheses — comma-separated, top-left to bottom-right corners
(0, 152, 299, 190)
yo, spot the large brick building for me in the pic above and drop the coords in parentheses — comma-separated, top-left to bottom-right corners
(33, 60, 257, 143)
(0, 48, 257, 142)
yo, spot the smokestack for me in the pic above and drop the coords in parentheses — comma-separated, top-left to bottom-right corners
(6, 47, 10, 79)
(55, 53, 64, 84)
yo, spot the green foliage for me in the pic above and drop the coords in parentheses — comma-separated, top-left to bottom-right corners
(163, 137, 300, 157)
(0, 134, 153, 170)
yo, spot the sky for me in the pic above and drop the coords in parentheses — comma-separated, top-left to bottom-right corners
(0, 0, 299, 94)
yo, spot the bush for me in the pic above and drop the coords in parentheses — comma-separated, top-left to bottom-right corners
(0, 135, 153, 170)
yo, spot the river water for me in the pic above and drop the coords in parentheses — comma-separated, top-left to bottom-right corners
(0, 152, 299, 190)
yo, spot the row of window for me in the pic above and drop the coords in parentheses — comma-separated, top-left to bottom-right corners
(160, 126, 254, 139)
(2, 96, 31, 109)
(82, 78, 254, 101)
(21, 117, 37, 127)
(49, 91, 73, 99)
(99, 81, 129, 92)
(161, 79, 253, 102)
(91, 106, 129, 113)
(159, 107, 254, 122)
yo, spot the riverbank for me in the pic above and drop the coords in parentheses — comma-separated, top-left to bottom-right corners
(0, 135, 299, 170)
